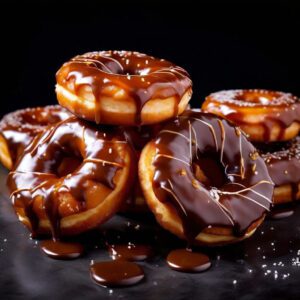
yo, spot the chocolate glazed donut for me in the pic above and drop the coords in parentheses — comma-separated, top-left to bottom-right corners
(7, 117, 135, 238)
(0, 106, 71, 170)
(56, 51, 192, 126)
(202, 90, 300, 142)
(139, 111, 274, 245)
(255, 136, 300, 204)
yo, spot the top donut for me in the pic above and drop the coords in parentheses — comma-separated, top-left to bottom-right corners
(56, 51, 192, 126)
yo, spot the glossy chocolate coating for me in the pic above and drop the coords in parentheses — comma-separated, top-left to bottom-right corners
(152, 111, 274, 242)
(0, 106, 71, 167)
(255, 136, 300, 200)
(167, 249, 211, 272)
(7, 117, 131, 239)
(122, 124, 163, 153)
(108, 244, 153, 261)
(56, 51, 192, 124)
(269, 208, 294, 219)
(90, 261, 144, 287)
(203, 90, 300, 140)
(40, 240, 84, 259)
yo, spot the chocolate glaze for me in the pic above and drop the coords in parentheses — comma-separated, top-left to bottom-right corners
(152, 111, 274, 243)
(56, 51, 192, 125)
(202, 90, 300, 141)
(122, 124, 163, 153)
(120, 124, 163, 211)
(90, 261, 144, 287)
(109, 244, 153, 261)
(269, 208, 294, 219)
(255, 136, 300, 201)
(167, 249, 211, 272)
(0, 106, 71, 167)
(40, 239, 84, 259)
(7, 117, 132, 239)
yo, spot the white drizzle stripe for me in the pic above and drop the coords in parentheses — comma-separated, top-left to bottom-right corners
(217, 119, 225, 165)
(191, 124, 199, 160)
(226, 182, 273, 203)
(10, 171, 55, 177)
(181, 117, 219, 152)
(159, 130, 190, 142)
(72, 58, 112, 73)
(161, 184, 188, 217)
(155, 154, 190, 166)
(218, 180, 273, 201)
(188, 121, 193, 163)
(235, 194, 270, 211)
(83, 158, 123, 168)
(239, 135, 245, 179)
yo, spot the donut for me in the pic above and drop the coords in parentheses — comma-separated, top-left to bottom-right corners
(119, 124, 163, 213)
(0, 106, 71, 170)
(7, 117, 134, 238)
(255, 136, 300, 204)
(202, 90, 300, 142)
(56, 51, 192, 126)
(139, 110, 274, 245)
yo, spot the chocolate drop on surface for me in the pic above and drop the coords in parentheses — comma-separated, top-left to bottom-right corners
(269, 209, 295, 220)
(166, 248, 211, 272)
(40, 240, 84, 259)
(90, 261, 144, 287)
(108, 244, 153, 261)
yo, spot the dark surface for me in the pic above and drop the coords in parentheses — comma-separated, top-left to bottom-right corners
(1, 0, 300, 117)
(1, 165, 300, 300)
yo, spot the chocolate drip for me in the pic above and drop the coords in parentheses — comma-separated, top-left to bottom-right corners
(0, 106, 71, 167)
(56, 51, 192, 125)
(256, 136, 300, 201)
(203, 90, 300, 141)
(7, 117, 129, 239)
(152, 111, 273, 243)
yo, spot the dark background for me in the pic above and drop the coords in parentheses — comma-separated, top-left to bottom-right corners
(1, 0, 299, 117)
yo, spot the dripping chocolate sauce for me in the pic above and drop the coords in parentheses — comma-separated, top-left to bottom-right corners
(7, 117, 127, 240)
(56, 51, 192, 125)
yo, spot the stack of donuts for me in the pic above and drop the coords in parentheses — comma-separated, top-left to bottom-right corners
(2, 50, 291, 249)
(202, 90, 300, 206)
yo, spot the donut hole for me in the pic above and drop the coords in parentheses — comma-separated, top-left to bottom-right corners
(57, 156, 82, 177)
(192, 154, 228, 189)
(21, 112, 50, 126)
(236, 91, 275, 105)
(54, 145, 83, 178)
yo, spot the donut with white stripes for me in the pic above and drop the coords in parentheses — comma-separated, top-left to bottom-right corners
(139, 110, 274, 245)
